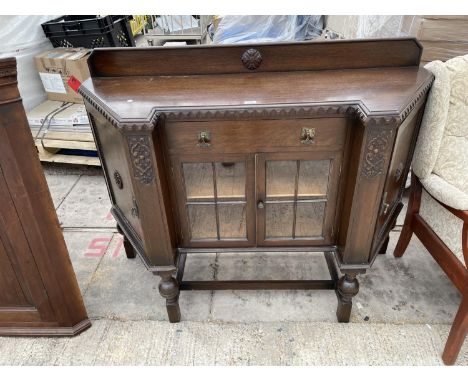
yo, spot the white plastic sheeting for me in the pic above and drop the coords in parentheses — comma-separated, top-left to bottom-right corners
(213, 15, 323, 44)
(325, 15, 410, 39)
(353, 15, 407, 38)
(0, 16, 56, 111)
(156, 15, 199, 33)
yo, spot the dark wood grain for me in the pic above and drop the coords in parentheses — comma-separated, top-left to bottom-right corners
(164, 118, 347, 155)
(81, 39, 432, 324)
(83, 67, 431, 123)
(180, 280, 336, 290)
(0, 58, 90, 336)
(89, 38, 422, 77)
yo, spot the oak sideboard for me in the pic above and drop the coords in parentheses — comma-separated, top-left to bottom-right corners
(79, 38, 433, 322)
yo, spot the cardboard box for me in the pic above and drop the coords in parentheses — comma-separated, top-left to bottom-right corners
(27, 100, 89, 127)
(35, 48, 91, 103)
(325, 15, 468, 64)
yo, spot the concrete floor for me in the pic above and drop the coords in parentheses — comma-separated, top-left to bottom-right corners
(0, 163, 467, 365)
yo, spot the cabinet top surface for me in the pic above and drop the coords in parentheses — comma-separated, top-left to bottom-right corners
(80, 39, 433, 124)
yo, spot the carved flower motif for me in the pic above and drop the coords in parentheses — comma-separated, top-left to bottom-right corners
(363, 130, 390, 178)
(128, 136, 155, 185)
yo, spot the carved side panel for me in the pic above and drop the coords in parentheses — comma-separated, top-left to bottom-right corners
(339, 119, 397, 267)
(127, 135, 155, 185)
(123, 128, 177, 268)
(361, 126, 393, 179)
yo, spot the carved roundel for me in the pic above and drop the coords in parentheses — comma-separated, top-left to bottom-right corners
(241, 49, 262, 70)
(114, 170, 123, 189)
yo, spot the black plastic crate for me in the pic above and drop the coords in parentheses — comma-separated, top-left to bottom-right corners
(42, 15, 135, 49)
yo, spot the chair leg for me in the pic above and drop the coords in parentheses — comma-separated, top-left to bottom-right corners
(393, 219, 413, 258)
(442, 297, 468, 365)
(394, 172, 422, 258)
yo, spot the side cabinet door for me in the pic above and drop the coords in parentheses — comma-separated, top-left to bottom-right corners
(256, 151, 342, 246)
(371, 109, 423, 254)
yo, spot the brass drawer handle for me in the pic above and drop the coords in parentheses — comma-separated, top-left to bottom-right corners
(300, 128, 315, 145)
(197, 131, 211, 147)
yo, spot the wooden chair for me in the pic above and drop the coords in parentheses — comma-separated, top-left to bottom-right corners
(394, 54, 468, 365)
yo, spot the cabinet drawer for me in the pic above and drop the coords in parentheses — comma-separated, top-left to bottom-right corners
(164, 118, 348, 154)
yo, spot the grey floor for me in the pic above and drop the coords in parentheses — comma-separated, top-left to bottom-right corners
(0, 163, 466, 365)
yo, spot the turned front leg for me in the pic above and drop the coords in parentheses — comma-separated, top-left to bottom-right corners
(336, 272, 359, 323)
(157, 271, 181, 323)
(116, 224, 136, 259)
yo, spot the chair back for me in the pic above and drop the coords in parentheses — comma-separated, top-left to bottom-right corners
(413, 54, 468, 198)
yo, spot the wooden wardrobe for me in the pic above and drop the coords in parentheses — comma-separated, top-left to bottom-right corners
(0, 57, 90, 335)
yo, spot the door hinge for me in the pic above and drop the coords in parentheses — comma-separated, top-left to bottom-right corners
(131, 196, 139, 218)
(380, 192, 390, 216)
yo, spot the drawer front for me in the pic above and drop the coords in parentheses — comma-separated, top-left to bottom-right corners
(164, 118, 348, 154)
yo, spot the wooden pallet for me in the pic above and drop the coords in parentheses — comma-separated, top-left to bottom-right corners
(33, 131, 101, 166)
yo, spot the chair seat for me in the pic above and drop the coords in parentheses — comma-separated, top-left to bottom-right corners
(419, 188, 466, 267)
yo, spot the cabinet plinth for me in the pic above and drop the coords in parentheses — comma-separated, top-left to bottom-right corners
(81, 38, 433, 322)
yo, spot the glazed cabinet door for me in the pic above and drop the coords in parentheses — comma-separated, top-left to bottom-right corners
(173, 154, 256, 247)
(256, 151, 342, 246)
(172, 151, 342, 248)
